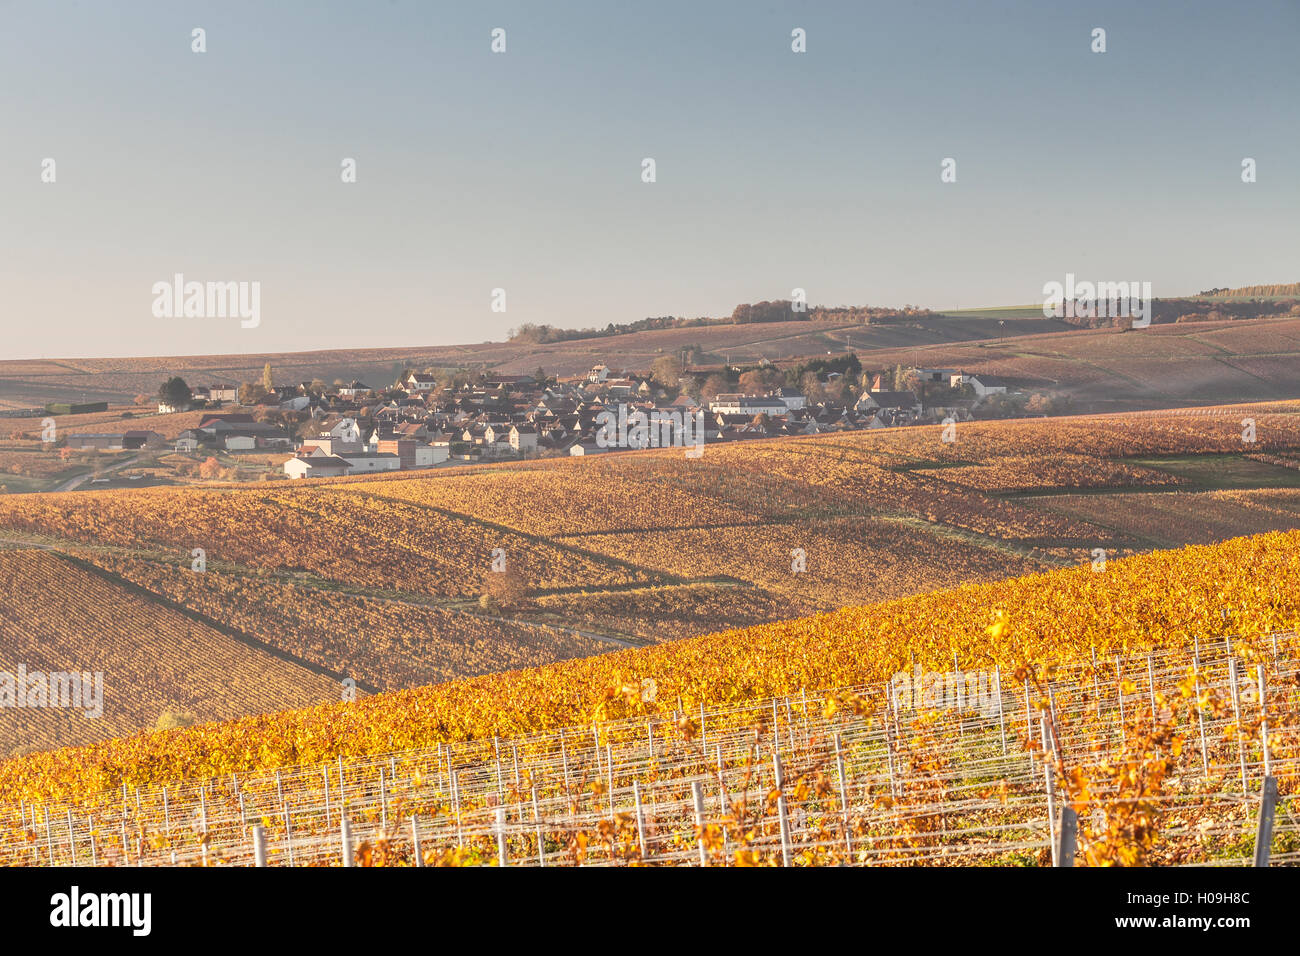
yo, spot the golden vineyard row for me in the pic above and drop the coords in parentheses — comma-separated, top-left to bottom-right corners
(1, 529, 1298, 804)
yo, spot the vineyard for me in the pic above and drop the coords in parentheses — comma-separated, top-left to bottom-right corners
(1, 632, 1295, 866)
(2, 529, 1298, 805)
(68, 550, 616, 690)
(0, 550, 338, 756)
(3, 403, 1300, 753)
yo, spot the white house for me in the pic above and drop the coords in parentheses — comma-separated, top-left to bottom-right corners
(707, 394, 789, 416)
(337, 452, 400, 473)
(284, 455, 352, 479)
(405, 372, 438, 391)
(328, 418, 362, 442)
(774, 387, 806, 410)
(337, 381, 372, 399)
(587, 365, 610, 383)
(954, 374, 1012, 399)
(509, 424, 538, 454)
(223, 434, 256, 452)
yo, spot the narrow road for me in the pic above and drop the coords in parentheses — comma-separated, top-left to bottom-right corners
(52, 453, 141, 492)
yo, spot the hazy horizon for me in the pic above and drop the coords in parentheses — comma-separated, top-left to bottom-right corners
(4, 0, 1297, 361)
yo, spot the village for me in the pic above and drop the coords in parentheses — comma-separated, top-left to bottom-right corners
(22, 359, 1050, 486)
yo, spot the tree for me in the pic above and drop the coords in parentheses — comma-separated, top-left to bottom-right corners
(199, 456, 223, 479)
(157, 377, 192, 409)
(800, 371, 825, 404)
(738, 368, 777, 393)
(262, 363, 275, 393)
(701, 373, 731, 399)
(651, 354, 684, 388)
(238, 382, 268, 405)
(481, 567, 528, 610)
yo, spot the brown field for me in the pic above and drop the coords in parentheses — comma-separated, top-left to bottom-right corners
(4, 402, 1300, 755)
(0, 549, 338, 757)
(4, 313, 1299, 414)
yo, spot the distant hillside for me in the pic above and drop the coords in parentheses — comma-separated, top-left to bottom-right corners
(1194, 283, 1300, 298)
(507, 300, 939, 345)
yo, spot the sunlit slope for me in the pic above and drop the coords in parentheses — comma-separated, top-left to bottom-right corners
(0, 550, 339, 757)
(2, 529, 1296, 802)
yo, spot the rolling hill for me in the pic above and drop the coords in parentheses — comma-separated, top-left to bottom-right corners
(2, 401, 1300, 757)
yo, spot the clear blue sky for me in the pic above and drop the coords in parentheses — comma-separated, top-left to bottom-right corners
(2, 0, 1297, 360)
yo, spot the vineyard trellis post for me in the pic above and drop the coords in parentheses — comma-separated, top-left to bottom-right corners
(692, 781, 708, 867)
(340, 816, 353, 867)
(1054, 807, 1077, 867)
(994, 664, 1007, 754)
(411, 815, 423, 867)
(252, 824, 267, 867)
(1089, 645, 1100, 708)
(495, 806, 508, 867)
(1192, 652, 1208, 777)
(773, 752, 792, 867)
(606, 743, 615, 820)
(834, 732, 853, 859)
(1024, 679, 1033, 771)
(452, 769, 463, 845)
(284, 807, 295, 866)
(1228, 657, 1247, 792)
(632, 780, 647, 859)
(1115, 657, 1125, 729)
(66, 808, 75, 865)
(1253, 776, 1278, 868)
(199, 786, 209, 867)
(1257, 667, 1271, 777)
(531, 786, 544, 868)
(1042, 718, 1057, 866)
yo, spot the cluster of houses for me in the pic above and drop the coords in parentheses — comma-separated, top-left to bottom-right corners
(63, 364, 1024, 480)
(276, 364, 1023, 479)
